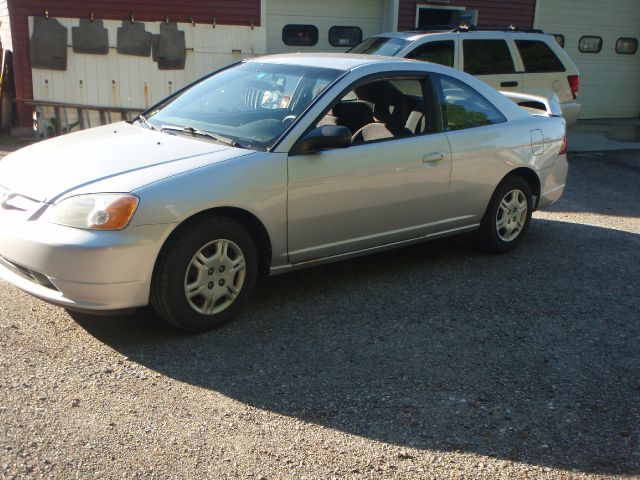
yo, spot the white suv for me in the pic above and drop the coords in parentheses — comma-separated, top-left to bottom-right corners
(350, 28, 581, 127)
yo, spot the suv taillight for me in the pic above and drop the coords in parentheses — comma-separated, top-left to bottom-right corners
(568, 75, 580, 99)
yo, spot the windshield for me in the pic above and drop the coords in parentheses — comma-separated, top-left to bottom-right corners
(348, 37, 410, 56)
(146, 62, 342, 150)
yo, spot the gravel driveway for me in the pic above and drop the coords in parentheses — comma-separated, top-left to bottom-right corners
(1, 150, 639, 479)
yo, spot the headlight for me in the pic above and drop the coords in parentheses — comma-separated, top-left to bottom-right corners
(43, 194, 139, 230)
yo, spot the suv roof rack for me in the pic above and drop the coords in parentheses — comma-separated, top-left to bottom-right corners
(452, 24, 545, 34)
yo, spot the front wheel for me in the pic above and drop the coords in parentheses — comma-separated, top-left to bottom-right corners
(151, 217, 258, 332)
(476, 175, 533, 253)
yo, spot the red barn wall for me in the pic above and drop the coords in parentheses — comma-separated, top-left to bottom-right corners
(398, 0, 537, 31)
(8, 0, 261, 126)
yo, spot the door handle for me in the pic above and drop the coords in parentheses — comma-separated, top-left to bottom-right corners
(501, 81, 519, 87)
(422, 152, 444, 163)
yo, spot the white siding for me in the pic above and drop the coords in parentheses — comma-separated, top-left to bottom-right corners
(535, 0, 640, 119)
(29, 17, 267, 109)
(0, 0, 11, 52)
(267, 0, 385, 54)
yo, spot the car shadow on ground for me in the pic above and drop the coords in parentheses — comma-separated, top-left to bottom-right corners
(72, 219, 640, 475)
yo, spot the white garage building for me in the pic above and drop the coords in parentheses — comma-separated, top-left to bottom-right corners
(266, 0, 397, 54)
(535, 0, 640, 118)
(0, 0, 638, 129)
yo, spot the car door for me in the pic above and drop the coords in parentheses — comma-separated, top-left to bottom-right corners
(461, 34, 523, 93)
(434, 73, 518, 223)
(286, 75, 453, 264)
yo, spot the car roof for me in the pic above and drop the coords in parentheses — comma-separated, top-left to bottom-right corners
(248, 53, 417, 71)
(373, 29, 553, 41)
(374, 31, 453, 41)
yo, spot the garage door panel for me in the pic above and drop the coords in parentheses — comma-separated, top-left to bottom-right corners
(267, 0, 384, 53)
(536, 0, 640, 119)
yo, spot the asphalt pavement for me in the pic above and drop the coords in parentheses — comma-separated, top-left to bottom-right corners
(1, 149, 639, 479)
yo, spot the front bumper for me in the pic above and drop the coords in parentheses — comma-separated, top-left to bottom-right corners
(0, 216, 173, 312)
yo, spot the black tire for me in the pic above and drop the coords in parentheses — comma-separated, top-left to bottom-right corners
(150, 216, 258, 333)
(477, 174, 533, 254)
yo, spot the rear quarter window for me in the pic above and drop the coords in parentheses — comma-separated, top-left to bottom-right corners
(436, 75, 506, 131)
(515, 40, 566, 73)
(463, 40, 515, 75)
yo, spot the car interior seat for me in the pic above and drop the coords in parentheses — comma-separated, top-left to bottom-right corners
(331, 101, 375, 134)
(404, 96, 430, 134)
(316, 108, 339, 127)
(351, 97, 412, 143)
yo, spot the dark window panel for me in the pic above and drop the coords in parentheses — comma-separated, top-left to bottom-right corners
(329, 26, 362, 48)
(282, 25, 319, 47)
(616, 38, 638, 55)
(406, 40, 455, 67)
(463, 40, 515, 75)
(515, 40, 565, 73)
(551, 34, 565, 48)
(579, 36, 603, 53)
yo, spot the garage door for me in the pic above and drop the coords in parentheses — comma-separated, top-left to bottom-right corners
(535, 0, 640, 119)
(267, 0, 385, 54)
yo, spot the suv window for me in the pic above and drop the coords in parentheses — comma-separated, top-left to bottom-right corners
(435, 75, 506, 131)
(515, 40, 566, 72)
(348, 37, 410, 56)
(463, 40, 515, 75)
(406, 40, 454, 67)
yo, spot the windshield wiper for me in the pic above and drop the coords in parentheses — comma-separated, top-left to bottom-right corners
(160, 125, 241, 148)
(133, 113, 156, 131)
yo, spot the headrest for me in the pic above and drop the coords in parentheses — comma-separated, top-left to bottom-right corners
(332, 101, 373, 121)
(374, 97, 407, 126)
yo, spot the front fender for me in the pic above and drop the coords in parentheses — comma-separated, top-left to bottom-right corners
(131, 151, 289, 269)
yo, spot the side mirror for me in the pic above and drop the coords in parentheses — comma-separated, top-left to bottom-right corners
(291, 125, 351, 155)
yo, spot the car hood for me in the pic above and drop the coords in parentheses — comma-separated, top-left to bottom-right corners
(0, 122, 249, 203)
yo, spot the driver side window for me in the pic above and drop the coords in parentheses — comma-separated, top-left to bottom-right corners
(315, 76, 434, 145)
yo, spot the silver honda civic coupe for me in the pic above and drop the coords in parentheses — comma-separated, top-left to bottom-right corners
(0, 53, 568, 332)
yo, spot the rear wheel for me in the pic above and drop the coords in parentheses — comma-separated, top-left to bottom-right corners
(477, 175, 533, 253)
(151, 217, 258, 332)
